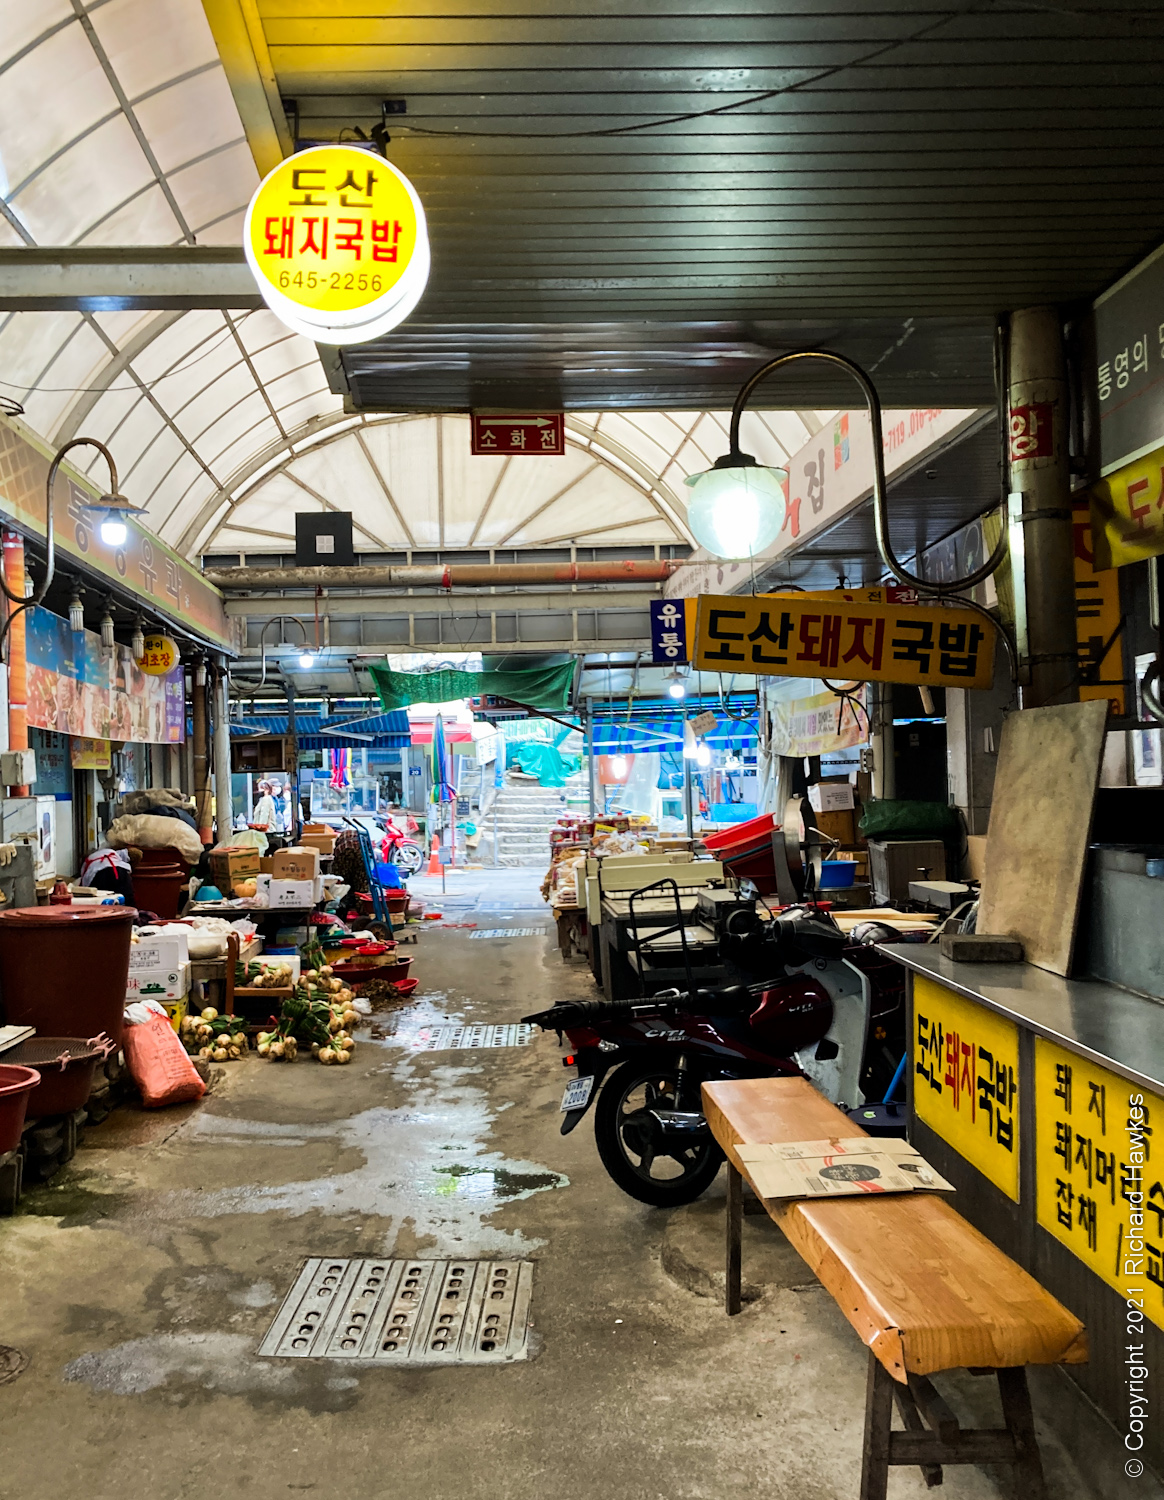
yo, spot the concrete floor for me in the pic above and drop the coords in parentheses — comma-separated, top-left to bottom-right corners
(0, 867, 1152, 1500)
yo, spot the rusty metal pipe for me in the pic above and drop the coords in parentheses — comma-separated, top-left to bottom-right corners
(205, 560, 682, 591)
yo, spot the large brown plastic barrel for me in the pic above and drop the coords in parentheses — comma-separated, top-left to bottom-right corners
(0, 906, 135, 1045)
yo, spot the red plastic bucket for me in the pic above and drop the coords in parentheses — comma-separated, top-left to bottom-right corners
(0, 1065, 40, 1152)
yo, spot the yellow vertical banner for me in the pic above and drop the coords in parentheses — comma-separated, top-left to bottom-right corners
(1073, 498, 1126, 716)
(912, 976, 1021, 1201)
(1034, 1038, 1164, 1332)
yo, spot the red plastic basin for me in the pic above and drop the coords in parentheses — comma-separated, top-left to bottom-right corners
(0, 1065, 40, 1152)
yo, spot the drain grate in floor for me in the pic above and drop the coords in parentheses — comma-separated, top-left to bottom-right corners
(469, 927, 547, 939)
(258, 1258, 533, 1363)
(406, 1023, 533, 1050)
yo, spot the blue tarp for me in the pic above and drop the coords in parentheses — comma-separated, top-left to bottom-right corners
(229, 710, 411, 751)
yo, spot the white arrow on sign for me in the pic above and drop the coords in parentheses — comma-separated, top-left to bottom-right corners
(477, 416, 555, 427)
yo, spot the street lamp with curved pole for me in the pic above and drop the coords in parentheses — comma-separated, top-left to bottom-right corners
(0, 436, 146, 659)
(686, 347, 1016, 679)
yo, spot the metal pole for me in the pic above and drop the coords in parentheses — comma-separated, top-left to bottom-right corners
(284, 674, 300, 843)
(192, 662, 212, 844)
(1007, 306, 1079, 708)
(586, 708, 598, 818)
(212, 657, 233, 840)
(684, 755, 695, 844)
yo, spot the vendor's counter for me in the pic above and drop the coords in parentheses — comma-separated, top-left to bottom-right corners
(879, 942, 1164, 1474)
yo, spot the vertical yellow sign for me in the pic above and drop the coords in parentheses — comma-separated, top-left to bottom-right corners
(912, 976, 1021, 1201)
(1034, 1038, 1164, 1332)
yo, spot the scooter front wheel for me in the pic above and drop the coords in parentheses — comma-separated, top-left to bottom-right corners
(594, 1060, 723, 1207)
(393, 842, 424, 875)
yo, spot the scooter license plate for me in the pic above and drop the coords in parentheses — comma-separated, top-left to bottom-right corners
(560, 1075, 595, 1112)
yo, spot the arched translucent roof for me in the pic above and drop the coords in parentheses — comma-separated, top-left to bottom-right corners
(0, 2, 827, 559)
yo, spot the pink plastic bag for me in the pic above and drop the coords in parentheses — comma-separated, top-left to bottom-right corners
(122, 1013, 206, 1108)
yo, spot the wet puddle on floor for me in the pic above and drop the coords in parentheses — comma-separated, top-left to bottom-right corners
(158, 1066, 566, 1256)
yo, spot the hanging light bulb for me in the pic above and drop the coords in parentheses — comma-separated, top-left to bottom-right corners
(611, 754, 628, 779)
(130, 615, 145, 662)
(667, 671, 685, 700)
(99, 509, 128, 547)
(99, 606, 114, 649)
(298, 650, 315, 670)
(696, 742, 712, 767)
(684, 458, 788, 559)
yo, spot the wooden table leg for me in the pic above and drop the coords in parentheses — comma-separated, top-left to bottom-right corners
(998, 1366, 1048, 1500)
(726, 1158, 743, 1316)
(860, 1351, 894, 1500)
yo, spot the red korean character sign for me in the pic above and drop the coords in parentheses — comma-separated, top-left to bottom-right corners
(693, 593, 996, 691)
(470, 413, 565, 456)
(244, 145, 429, 344)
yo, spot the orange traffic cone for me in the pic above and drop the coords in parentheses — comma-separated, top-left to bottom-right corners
(425, 835, 441, 876)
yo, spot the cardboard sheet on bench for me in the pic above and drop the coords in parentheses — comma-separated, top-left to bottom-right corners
(735, 1137, 956, 1201)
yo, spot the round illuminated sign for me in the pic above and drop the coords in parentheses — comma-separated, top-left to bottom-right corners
(139, 634, 180, 676)
(243, 145, 430, 345)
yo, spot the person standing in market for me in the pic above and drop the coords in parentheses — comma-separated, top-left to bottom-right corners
(251, 779, 277, 830)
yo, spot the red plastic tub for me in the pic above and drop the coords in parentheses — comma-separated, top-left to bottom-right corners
(5, 1038, 110, 1119)
(0, 1065, 40, 1152)
(341, 955, 413, 985)
(0, 905, 135, 1045)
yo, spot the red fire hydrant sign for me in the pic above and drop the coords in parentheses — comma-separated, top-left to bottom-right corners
(470, 412, 565, 456)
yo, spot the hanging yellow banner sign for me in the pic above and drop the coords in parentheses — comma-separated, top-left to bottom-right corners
(694, 593, 996, 690)
(1073, 498, 1126, 716)
(1088, 440, 1164, 570)
(912, 977, 1021, 1202)
(1035, 1037, 1164, 1333)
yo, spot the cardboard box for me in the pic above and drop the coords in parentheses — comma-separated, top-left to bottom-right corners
(299, 831, 336, 855)
(735, 1138, 955, 1201)
(809, 780, 855, 813)
(813, 808, 856, 846)
(208, 846, 261, 890)
(130, 929, 190, 970)
(273, 845, 320, 881)
(126, 963, 190, 1000)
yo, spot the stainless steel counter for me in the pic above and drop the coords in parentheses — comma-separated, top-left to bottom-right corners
(879, 942, 1164, 1094)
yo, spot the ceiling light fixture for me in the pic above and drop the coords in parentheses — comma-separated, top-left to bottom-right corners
(695, 742, 712, 767)
(99, 602, 115, 650)
(68, 584, 84, 632)
(667, 671, 686, 700)
(298, 650, 315, 670)
(131, 615, 145, 662)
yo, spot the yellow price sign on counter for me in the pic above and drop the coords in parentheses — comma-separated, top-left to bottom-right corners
(1035, 1038, 1164, 1332)
(912, 976, 1020, 1201)
(694, 594, 996, 690)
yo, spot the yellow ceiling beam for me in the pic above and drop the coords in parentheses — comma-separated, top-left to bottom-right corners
(201, 0, 293, 176)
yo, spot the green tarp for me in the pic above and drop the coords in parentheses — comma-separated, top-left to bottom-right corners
(368, 659, 575, 714)
(508, 742, 580, 787)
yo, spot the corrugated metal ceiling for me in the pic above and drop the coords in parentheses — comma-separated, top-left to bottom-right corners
(224, 0, 1164, 410)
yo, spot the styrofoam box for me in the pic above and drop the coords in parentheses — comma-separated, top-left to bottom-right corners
(130, 928, 190, 970)
(268, 879, 319, 909)
(126, 963, 190, 1000)
(809, 781, 855, 813)
(252, 952, 301, 982)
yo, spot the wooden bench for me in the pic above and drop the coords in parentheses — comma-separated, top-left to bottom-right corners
(702, 1077, 1088, 1500)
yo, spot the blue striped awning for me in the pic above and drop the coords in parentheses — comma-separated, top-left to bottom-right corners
(591, 712, 758, 753)
(229, 710, 411, 750)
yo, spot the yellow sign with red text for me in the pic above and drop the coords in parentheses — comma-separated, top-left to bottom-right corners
(138, 634, 179, 676)
(694, 594, 995, 690)
(244, 145, 429, 344)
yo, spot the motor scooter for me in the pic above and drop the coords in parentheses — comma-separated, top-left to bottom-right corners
(522, 907, 905, 1206)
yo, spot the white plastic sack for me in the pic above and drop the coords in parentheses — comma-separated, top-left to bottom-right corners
(124, 999, 169, 1026)
(106, 813, 203, 865)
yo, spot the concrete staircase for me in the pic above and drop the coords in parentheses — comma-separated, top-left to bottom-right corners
(480, 772, 588, 867)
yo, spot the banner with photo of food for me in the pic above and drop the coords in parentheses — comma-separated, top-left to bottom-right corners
(26, 607, 185, 744)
